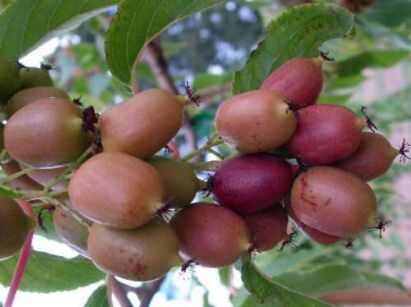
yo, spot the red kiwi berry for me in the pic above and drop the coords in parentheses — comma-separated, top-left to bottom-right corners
(4, 98, 91, 168)
(68, 152, 166, 229)
(88, 219, 182, 281)
(0, 197, 35, 260)
(25, 165, 67, 191)
(6, 86, 69, 116)
(290, 166, 377, 238)
(19, 64, 54, 89)
(210, 153, 296, 213)
(0, 58, 21, 102)
(99, 88, 185, 159)
(1, 160, 42, 191)
(261, 55, 325, 109)
(243, 206, 288, 252)
(171, 203, 250, 268)
(336, 132, 410, 181)
(148, 156, 201, 207)
(53, 206, 89, 257)
(215, 89, 297, 154)
(287, 104, 366, 165)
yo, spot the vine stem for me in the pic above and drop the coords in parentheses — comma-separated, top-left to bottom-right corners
(189, 160, 222, 171)
(180, 133, 223, 162)
(106, 275, 132, 307)
(2, 166, 35, 183)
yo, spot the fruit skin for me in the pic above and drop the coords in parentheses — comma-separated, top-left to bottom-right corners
(53, 206, 89, 257)
(25, 165, 67, 191)
(215, 89, 297, 154)
(210, 154, 295, 213)
(4, 98, 91, 168)
(19, 66, 53, 89)
(171, 203, 250, 268)
(6, 86, 69, 116)
(100, 88, 184, 159)
(335, 132, 399, 181)
(243, 206, 288, 252)
(88, 219, 182, 281)
(69, 152, 165, 229)
(148, 156, 200, 207)
(338, 0, 376, 13)
(290, 166, 377, 237)
(1, 160, 42, 191)
(287, 104, 365, 165)
(0, 58, 21, 102)
(0, 197, 34, 260)
(261, 57, 323, 109)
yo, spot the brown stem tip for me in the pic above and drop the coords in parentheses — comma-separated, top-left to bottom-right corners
(319, 51, 335, 62)
(361, 106, 378, 133)
(399, 139, 411, 164)
(184, 81, 201, 106)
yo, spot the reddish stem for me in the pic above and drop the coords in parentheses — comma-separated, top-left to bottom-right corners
(14, 199, 35, 220)
(4, 229, 34, 307)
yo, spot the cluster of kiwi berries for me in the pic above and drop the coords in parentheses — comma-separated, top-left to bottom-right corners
(0, 50, 409, 283)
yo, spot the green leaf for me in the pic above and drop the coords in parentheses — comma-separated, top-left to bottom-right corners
(317, 94, 351, 104)
(241, 257, 332, 307)
(0, 251, 104, 292)
(0, 0, 118, 61)
(193, 72, 232, 89)
(85, 285, 110, 307)
(337, 50, 409, 77)
(274, 264, 405, 297)
(105, 0, 226, 86)
(327, 75, 366, 89)
(233, 4, 354, 94)
(365, 0, 411, 28)
(0, 185, 23, 198)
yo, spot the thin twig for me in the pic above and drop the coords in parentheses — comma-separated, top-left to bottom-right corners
(136, 276, 167, 307)
(106, 275, 133, 307)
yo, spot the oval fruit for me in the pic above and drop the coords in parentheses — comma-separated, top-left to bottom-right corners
(88, 219, 182, 281)
(215, 89, 297, 153)
(290, 166, 377, 237)
(0, 197, 34, 259)
(6, 86, 69, 116)
(243, 206, 288, 252)
(68, 152, 166, 229)
(335, 132, 399, 181)
(261, 57, 323, 109)
(171, 203, 250, 267)
(287, 104, 365, 165)
(210, 154, 295, 213)
(19, 66, 53, 89)
(148, 156, 200, 207)
(100, 88, 184, 159)
(0, 58, 21, 102)
(1, 160, 42, 191)
(5, 98, 91, 168)
(53, 206, 89, 257)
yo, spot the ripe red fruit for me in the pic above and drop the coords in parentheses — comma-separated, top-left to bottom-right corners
(68, 152, 166, 229)
(88, 219, 182, 281)
(290, 166, 377, 237)
(210, 154, 296, 213)
(261, 57, 323, 109)
(4, 98, 91, 168)
(243, 206, 288, 252)
(0, 197, 34, 260)
(171, 203, 250, 267)
(287, 104, 365, 165)
(335, 132, 404, 181)
(100, 89, 185, 159)
(1, 160, 42, 191)
(215, 89, 297, 153)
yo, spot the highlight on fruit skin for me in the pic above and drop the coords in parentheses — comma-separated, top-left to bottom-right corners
(287, 104, 366, 165)
(215, 89, 297, 154)
(210, 153, 295, 213)
(0, 196, 34, 260)
(4, 97, 91, 168)
(261, 56, 324, 109)
(99, 88, 185, 159)
(171, 203, 250, 268)
(88, 219, 182, 281)
(290, 166, 377, 238)
(68, 152, 166, 229)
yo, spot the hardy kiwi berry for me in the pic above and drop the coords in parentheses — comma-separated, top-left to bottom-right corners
(0, 58, 21, 102)
(19, 66, 54, 89)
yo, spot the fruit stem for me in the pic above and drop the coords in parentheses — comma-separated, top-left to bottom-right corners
(106, 275, 132, 307)
(361, 106, 378, 133)
(45, 196, 91, 229)
(4, 229, 34, 307)
(4, 166, 35, 183)
(180, 133, 223, 162)
(189, 160, 222, 171)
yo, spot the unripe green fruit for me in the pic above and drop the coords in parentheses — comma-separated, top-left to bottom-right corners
(6, 86, 69, 116)
(215, 89, 297, 153)
(5, 98, 91, 168)
(0, 58, 21, 102)
(88, 219, 182, 281)
(100, 89, 185, 159)
(69, 152, 166, 229)
(53, 206, 89, 257)
(19, 66, 53, 89)
(148, 156, 200, 207)
(0, 197, 34, 260)
(1, 160, 42, 191)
